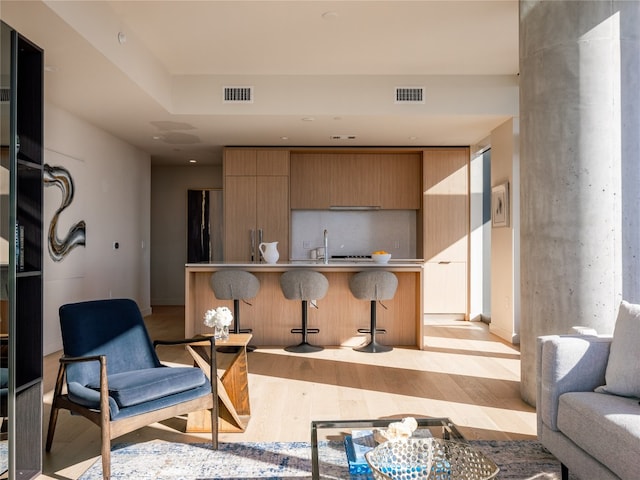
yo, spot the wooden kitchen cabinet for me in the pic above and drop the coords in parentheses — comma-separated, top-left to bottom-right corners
(289, 152, 377, 209)
(424, 262, 467, 314)
(289, 153, 333, 209)
(223, 149, 289, 261)
(423, 148, 469, 316)
(225, 148, 289, 176)
(329, 154, 380, 207)
(290, 151, 420, 209)
(378, 153, 421, 209)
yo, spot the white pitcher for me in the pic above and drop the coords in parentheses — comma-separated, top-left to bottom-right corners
(258, 241, 279, 264)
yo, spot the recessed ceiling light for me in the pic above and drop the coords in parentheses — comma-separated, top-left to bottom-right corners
(152, 135, 164, 140)
(44, 65, 58, 72)
(189, 159, 197, 164)
(409, 136, 418, 140)
(301, 117, 315, 122)
(280, 136, 289, 140)
(117, 32, 127, 44)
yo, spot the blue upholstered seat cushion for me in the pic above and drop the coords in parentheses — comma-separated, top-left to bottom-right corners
(86, 366, 207, 408)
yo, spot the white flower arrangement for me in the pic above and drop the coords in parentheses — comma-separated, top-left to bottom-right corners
(203, 306, 233, 329)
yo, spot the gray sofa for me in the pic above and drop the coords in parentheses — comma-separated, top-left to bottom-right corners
(537, 333, 640, 479)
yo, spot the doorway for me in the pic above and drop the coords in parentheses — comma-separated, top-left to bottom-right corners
(187, 189, 223, 263)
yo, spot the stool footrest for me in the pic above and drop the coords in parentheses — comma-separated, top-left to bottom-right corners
(357, 328, 386, 334)
(291, 328, 320, 334)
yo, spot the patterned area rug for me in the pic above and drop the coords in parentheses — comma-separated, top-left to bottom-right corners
(78, 439, 574, 480)
(0, 440, 6, 475)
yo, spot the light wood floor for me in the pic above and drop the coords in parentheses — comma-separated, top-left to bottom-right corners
(38, 306, 536, 479)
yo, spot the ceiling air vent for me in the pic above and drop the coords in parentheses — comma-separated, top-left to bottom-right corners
(0, 88, 9, 103)
(223, 86, 253, 103)
(330, 135, 356, 140)
(395, 87, 425, 104)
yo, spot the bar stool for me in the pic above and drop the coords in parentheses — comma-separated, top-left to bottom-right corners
(280, 270, 329, 353)
(210, 270, 260, 352)
(349, 270, 398, 353)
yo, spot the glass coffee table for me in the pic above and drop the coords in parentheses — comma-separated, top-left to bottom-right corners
(310, 417, 465, 479)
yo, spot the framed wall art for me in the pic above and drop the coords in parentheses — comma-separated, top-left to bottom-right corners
(491, 181, 510, 228)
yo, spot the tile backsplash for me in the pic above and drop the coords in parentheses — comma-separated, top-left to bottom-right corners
(290, 210, 417, 260)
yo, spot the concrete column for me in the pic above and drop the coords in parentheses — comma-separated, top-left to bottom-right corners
(519, 0, 640, 405)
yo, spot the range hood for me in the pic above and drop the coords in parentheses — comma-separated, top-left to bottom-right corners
(329, 205, 381, 211)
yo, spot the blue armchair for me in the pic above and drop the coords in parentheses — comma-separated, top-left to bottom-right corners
(45, 299, 218, 479)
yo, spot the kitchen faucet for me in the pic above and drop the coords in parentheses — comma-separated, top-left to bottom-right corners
(323, 229, 329, 264)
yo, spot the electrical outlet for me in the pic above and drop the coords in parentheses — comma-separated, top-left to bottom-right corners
(394, 240, 400, 249)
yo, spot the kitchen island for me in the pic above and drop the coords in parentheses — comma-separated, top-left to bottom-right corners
(185, 261, 425, 349)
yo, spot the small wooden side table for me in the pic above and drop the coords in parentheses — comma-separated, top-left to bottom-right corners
(186, 333, 252, 433)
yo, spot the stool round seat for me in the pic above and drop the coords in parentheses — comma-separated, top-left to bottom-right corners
(210, 270, 260, 302)
(280, 270, 328, 353)
(349, 270, 398, 353)
(210, 270, 260, 351)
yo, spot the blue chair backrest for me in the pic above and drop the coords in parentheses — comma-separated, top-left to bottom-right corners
(59, 299, 161, 387)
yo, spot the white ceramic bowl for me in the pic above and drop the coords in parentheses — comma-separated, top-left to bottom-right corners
(372, 253, 392, 264)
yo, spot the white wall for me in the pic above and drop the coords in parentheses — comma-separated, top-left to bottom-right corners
(150, 165, 222, 305)
(43, 104, 151, 355)
(489, 118, 519, 343)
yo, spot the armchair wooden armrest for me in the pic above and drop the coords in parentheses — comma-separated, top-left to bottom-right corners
(153, 336, 217, 382)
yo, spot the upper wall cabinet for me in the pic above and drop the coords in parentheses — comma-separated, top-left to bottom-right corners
(290, 151, 421, 209)
(224, 149, 289, 176)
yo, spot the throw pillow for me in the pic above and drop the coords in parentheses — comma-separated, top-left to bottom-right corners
(595, 300, 640, 398)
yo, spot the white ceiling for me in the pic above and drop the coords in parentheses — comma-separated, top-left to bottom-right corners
(1, 1, 519, 165)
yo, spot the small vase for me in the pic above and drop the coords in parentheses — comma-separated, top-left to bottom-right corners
(214, 324, 229, 340)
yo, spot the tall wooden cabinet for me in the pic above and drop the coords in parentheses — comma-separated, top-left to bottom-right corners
(423, 148, 469, 317)
(1, 21, 44, 479)
(223, 149, 289, 261)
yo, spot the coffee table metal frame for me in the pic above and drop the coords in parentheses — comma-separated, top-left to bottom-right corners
(310, 417, 465, 479)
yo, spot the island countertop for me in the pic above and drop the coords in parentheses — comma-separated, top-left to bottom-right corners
(185, 261, 425, 348)
(185, 259, 424, 269)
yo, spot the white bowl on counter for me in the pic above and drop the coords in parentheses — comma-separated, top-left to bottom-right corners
(371, 253, 392, 264)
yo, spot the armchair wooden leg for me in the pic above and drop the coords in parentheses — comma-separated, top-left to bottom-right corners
(46, 363, 66, 452)
(45, 405, 59, 452)
(100, 358, 111, 480)
(101, 435, 111, 480)
(210, 404, 218, 450)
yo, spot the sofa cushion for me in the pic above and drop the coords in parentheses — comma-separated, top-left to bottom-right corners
(595, 300, 640, 398)
(87, 366, 206, 408)
(557, 391, 640, 480)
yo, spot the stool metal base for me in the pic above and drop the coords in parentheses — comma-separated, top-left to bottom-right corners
(353, 300, 392, 353)
(354, 340, 392, 353)
(285, 300, 323, 353)
(285, 342, 324, 353)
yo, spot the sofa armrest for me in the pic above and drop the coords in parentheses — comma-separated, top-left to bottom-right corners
(536, 334, 612, 433)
